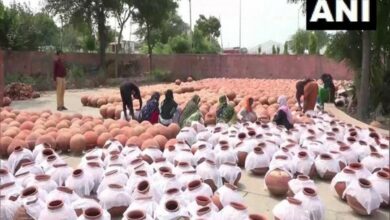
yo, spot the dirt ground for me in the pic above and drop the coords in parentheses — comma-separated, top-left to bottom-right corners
(9, 89, 390, 220)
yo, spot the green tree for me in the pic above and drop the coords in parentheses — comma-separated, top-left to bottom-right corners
(194, 15, 221, 39)
(192, 28, 220, 54)
(132, 0, 177, 72)
(83, 34, 96, 52)
(169, 35, 191, 53)
(308, 32, 318, 54)
(46, 0, 121, 68)
(258, 46, 262, 54)
(290, 29, 309, 54)
(272, 45, 276, 54)
(276, 46, 280, 54)
(113, 0, 134, 77)
(283, 42, 289, 54)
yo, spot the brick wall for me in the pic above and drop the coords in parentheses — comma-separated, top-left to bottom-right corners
(1, 50, 354, 83)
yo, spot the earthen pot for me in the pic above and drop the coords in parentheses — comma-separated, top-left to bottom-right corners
(70, 134, 86, 155)
(153, 135, 168, 151)
(105, 184, 128, 217)
(346, 178, 379, 215)
(250, 147, 269, 175)
(126, 136, 142, 147)
(84, 131, 98, 150)
(7, 139, 28, 155)
(0, 136, 13, 156)
(56, 132, 72, 152)
(25, 133, 40, 150)
(126, 210, 146, 220)
(141, 139, 159, 150)
(97, 133, 112, 148)
(265, 168, 292, 196)
(334, 168, 356, 200)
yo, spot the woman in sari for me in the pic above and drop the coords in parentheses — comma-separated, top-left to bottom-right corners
(216, 95, 236, 125)
(273, 95, 293, 129)
(318, 73, 336, 108)
(159, 90, 178, 126)
(179, 95, 202, 127)
(238, 97, 257, 122)
(139, 92, 160, 124)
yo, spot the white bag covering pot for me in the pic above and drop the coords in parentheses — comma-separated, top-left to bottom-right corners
(191, 206, 218, 219)
(105, 153, 125, 168)
(215, 147, 237, 167)
(0, 168, 15, 185)
(338, 146, 359, 164)
(8, 146, 33, 174)
(314, 153, 340, 179)
(217, 202, 249, 220)
(142, 147, 163, 163)
(269, 155, 295, 175)
(196, 130, 212, 142)
(193, 145, 215, 165)
(187, 195, 218, 217)
(80, 162, 104, 193)
(155, 173, 183, 194)
(160, 188, 188, 209)
(77, 207, 111, 220)
(46, 163, 73, 186)
(163, 146, 179, 165)
(346, 163, 371, 178)
(0, 195, 18, 220)
(174, 149, 195, 166)
(218, 162, 241, 186)
(128, 170, 150, 194)
(46, 186, 80, 206)
(97, 169, 128, 195)
(196, 160, 222, 189)
(40, 155, 65, 173)
(176, 128, 197, 146)
(123, 147, 141, 162)
(104, 139, 123, 154)
(294, 187, 325, 220)
(14, 171, 34, 188)
(151, 158, 174, 173)
(174, 162, 195, 176)
(38, 199, 78, 220)
(132, 180, 161, 202)
(184, 179, 213, 203)
(26, 174, 58, 193)
(214, 183, 244, 208)
(257, 141, 279, 158)
(245, 147, 270, 174)
(35, 147, 57, 166)
(292, 151, 315, 177)
(272, 197, 310, 220)
(330, 168, 358, 199)
(155, 200, 190, 220)
(361, 153, 387, 173)
(21, 194, 46, 220)
(288, 175, 317, 196)
(174, 140, 191, 151)
(301, 139, 325, 157)
(72, 197, 101, 216)
(343, 178, 382, 215)
(15, 161, 44, 176)
(127, 159, 153, 176)
(125, 197, 157, 218)
(32, 143, 51, 160)
(351, 140, 371, 161)
(98, 184, 131, 211)
(368, 171, 390, 207)
(0, 181, 23, 200)
(65, 169, 94, 197)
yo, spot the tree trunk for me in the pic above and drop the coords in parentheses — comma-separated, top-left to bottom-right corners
(97, 8, 107, 69)
(115, 27, 124, 78)
(146, 25, 153, 73)
(357, 31, 370, 120)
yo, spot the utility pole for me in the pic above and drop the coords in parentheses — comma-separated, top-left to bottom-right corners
(239, 0, 242, 49)
(219, 15, 223, 49)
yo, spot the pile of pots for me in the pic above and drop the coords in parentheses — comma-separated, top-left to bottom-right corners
(0, 123, 270, 220)
(0, 108, 180, 157)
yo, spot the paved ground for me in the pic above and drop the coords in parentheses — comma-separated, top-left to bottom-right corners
(10, 90, 390, 220)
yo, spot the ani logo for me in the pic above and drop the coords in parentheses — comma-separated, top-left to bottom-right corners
(306, 0, 376, 30)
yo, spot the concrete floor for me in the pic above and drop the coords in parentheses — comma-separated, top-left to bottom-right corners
(10, 90, 390, 220)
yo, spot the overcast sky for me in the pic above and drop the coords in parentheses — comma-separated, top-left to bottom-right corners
(3, 0, 306, 49)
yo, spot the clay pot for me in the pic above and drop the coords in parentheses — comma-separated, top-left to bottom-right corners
(346, 178, 379, 215)
(248, 214, 267, 220)
(139, 132, 153, 142)
(126, 210, 146, 220)
(7, 139, 28, 155)
(334, 168, 356, 200)
(36, 135, 56, 149)
(126, 136, 142, 147)
(97, 133, 112, 148)
(0, 136, 13, 156)
(70, 134, 86, 155)
(81, 96, 89, 106)
(114, 134, 128, 146)
(167, 124, 180, 138)
(164, 139, 177, 149)
(153, 135, 168, 150)
(84, 131, 98, 150)
(83, 207, 103, 220)
(20, 121, 34, 130)
(25, 133, 40, 150)
(141, 139, 159, 150)
(265, 168, 292, 196)
(56, 132, 72, 152)
(175, 79, 182, 85)
(165, 200, 179, 212)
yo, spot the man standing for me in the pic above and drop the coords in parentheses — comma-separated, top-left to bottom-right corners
(53, 50, 67, 111)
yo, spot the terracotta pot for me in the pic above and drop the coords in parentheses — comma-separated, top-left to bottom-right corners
(35, 135, 56, 149)
(55, 132, 72, 152)
(248, 214, 267, 220)
(153, 135, 168, 150)
(25, 133, 40, 150)
(0, 136, 13, 156)
(346, 179, 378, 215)
(126, 136, 142, 147)
(81, 96, 89, 106)
(70, 134, 86, 155)
(175, 79, 181, 85)
(141, 138, 159, 150)
(165, 200, 179, 212)
(7, 139, 28, 155)
(265, 168, 292, 196)
(126, 210, 146, 220)
(97, 133, 112, 148)
(334, 168, 355, 200)
(167, 124, 180, 138)
(84, 131, 98, 150)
